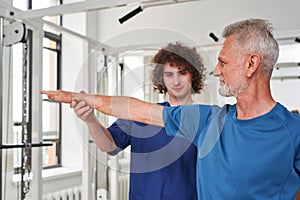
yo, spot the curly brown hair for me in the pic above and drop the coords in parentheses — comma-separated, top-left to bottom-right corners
(151, 42, 206, 94)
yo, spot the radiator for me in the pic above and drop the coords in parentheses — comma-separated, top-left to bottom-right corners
(118, 174, 129, 200)
(42, 176, 128, 200)
(43, 186, 82, 200)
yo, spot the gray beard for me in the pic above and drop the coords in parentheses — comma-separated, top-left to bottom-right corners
(218, 85, 232, 97)
(218, 81, 249, 97)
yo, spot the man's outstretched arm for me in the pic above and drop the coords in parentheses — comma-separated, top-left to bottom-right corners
(40, 90, 164, 127)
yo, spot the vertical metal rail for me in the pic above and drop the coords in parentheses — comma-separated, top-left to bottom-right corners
(0, 16, 4, 200)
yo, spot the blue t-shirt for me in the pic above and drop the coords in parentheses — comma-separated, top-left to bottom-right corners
(163, 102, 300, 199)
(108, 102, 198, 200)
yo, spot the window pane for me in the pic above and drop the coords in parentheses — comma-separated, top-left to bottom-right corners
(43, 45, 58, 90)
(43, 16, 61, 34)
(32, 0, 61, 34)
(13, 0, 28, 10)
(43, 140, 59, 167)
(31, 0, 60, 9)
(42, 101, 60, 139)
(43, 37, 57, 49)
(42, 30, 62, 168)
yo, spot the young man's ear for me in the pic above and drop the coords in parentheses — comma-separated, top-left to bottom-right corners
(246, 54, 261, 77)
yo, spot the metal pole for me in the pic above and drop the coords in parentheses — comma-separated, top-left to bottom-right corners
(0, 16, 4, 200)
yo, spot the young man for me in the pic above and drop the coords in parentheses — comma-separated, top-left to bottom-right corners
(50, 42, 206, 199)
(41, 19, 300, 199)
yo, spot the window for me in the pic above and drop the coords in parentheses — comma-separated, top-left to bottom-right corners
(26, 0, 63, 169)
(42, 31, 62, 168)
(11, 25, 63, 170)
(12, 0, 63, 170)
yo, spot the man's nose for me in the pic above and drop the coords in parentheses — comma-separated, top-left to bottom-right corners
(213, 65, 221, 76)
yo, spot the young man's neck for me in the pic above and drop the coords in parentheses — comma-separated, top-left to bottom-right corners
(169, 96, 194, 106)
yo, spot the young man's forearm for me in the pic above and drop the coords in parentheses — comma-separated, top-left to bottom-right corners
(85, 118, 117, 152)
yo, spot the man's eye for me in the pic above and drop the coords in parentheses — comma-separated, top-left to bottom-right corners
(220, 61, 225, 66)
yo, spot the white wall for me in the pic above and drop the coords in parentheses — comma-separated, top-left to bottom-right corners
(37, 8, 88, 199)
(61, 12, 86, 169)
(40, 2, 90, 196)
(97, 0, 300, 47)
(96, 0, 300, 110)
(271, 79, 300, 111)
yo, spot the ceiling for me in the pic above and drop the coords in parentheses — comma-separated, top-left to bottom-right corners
(1, 0, 300, 53)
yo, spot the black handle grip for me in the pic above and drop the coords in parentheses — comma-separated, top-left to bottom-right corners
(119, 6, 143, 24)
(209, 32, 219, 42)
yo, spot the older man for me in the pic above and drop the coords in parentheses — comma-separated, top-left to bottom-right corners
(41, 19, 300, 199)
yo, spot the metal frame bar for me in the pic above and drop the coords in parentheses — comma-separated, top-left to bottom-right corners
(15, 0, 155, 19)
(15, 0, 202, 19)
(0, 142, 52, 149)
(0, 16, 3, 200)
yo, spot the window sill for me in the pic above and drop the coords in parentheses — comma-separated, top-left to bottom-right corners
(12, 167, 81, 184)
(42, 167, 81, 181)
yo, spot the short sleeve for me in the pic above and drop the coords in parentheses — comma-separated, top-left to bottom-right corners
(163, 104, 203, 143)
(107, 119, 133, 155)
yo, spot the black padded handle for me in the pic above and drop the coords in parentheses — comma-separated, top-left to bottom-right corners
(119, 6, 143, 24)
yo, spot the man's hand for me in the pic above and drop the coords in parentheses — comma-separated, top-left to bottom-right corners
(40, 90, 73, 103)
(71, 91, 96, 124)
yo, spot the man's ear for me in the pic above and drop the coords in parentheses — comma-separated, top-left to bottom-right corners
(246, 54, 261, 77)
